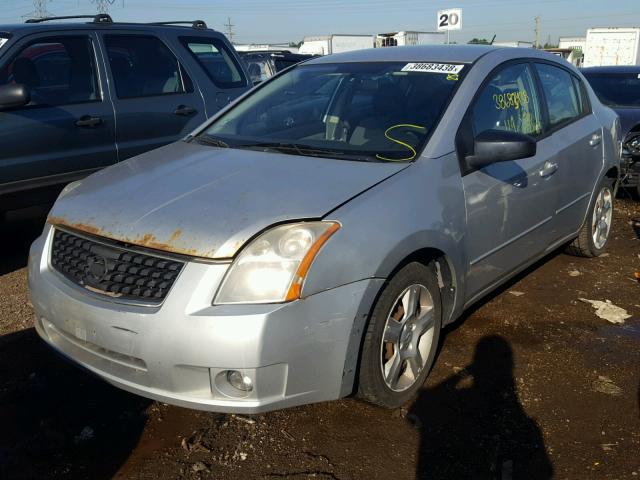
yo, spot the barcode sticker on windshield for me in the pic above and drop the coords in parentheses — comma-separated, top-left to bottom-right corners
(401, 63, 464, 74)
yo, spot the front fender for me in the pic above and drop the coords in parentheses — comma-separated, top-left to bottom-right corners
(302, 154, 467, 317)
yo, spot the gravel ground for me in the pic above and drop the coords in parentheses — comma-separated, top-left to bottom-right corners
(0, 198, 638, 480)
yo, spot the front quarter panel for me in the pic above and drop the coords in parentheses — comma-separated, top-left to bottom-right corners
(302, 154, 467, 321)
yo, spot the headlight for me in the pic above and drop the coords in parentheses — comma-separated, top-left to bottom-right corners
(214, 221, 340, 304)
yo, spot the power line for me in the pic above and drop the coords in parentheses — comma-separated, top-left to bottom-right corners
(23, 0, 54, 19)
(90, 0, 116, 14)
(224, 17, 234, 42)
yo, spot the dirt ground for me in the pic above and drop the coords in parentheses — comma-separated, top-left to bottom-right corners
(0, 198, 638, 480)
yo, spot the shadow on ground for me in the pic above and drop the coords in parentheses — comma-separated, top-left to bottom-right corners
(0, 328, 150, 479)
(411, 335, 553, 480)
(0, 216, 47, 276)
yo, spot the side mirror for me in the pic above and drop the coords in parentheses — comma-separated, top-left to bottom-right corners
(0, 83, 30, 110)
(466, 129, 536, 169)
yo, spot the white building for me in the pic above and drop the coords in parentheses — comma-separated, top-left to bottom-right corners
(559, 36, 586, 52)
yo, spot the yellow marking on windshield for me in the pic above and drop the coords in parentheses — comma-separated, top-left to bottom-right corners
(376, 124, 428, 162)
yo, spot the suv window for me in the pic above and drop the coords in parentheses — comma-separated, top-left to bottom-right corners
(535, 63, 582, 128)
(0, 36, 99, 106)
(105, 35, 190, 99)
(181, 37, 245, 88)
(472, 63, 543, 137)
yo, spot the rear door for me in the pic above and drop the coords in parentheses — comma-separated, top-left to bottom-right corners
(0, 31, 116, 206)
(461, 62, 560, 302)
(97, 32, 206, 161)
(533, 62, 603, 240)
(177, 36, 250, 111)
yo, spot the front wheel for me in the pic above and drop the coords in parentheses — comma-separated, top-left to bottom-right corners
(566, 179, 614, 257)
(357, 262, 442, 408)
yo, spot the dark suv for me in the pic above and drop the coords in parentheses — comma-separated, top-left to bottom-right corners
(0, 14, 250, 219)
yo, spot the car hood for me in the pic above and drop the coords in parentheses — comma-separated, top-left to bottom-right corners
(612, 107, 640, 136)
(48, 141, 408, 259)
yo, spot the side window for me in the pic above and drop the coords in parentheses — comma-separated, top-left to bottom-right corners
(572, 76, 590, 116)
(180, 37, 246, 88)
(535, 63, 582, 128)
(105, 35, 191, 99)
(472, 63, 543, 137)
(0, 36, 99, 106)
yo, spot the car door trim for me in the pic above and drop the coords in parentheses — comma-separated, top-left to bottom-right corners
(0, 167, 102, 194)
(555, 191, 591, 215)
(469, 215, 553, 266)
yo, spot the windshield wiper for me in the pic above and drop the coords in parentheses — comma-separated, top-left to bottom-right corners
(234, 142, 381, 162)
(193, 135, 230, 148)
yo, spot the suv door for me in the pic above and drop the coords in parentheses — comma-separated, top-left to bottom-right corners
(98, 33, 206, 160)
(533, 63, 603, 240)
(0, 32, 116, 211)
(460, 62, 559, 302)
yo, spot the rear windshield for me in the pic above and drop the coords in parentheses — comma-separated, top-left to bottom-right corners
(584, 73, 640, 108)
(196, 61, 465, 162)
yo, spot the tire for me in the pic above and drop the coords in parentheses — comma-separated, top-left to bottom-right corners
(357, 262, 442, 408)
(565, 178, 614, 257)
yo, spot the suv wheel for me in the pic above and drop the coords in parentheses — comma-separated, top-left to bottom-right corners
(566, 179, 614, 257)
(358, 262, 442, 408)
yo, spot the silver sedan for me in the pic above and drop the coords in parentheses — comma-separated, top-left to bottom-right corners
(29, 45, 620, 412)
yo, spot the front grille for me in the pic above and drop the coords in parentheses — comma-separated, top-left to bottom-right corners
(51, 229, 184, 304)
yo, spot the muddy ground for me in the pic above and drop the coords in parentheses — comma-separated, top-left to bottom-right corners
(0, 198, 639, 480)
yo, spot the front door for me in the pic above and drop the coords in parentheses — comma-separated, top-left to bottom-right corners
(461, 62, 560, 302)
(0, 31, 116, 208)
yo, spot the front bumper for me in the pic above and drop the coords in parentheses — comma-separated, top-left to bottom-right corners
(28, 225, 380, 413)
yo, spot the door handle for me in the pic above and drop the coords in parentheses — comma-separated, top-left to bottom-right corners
(539, 161, 558, 178)
(174, 105, 197, 116)
(589, 132, 602, 147)
(75, 115, 102, 127)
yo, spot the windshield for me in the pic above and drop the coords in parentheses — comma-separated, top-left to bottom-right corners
(197, 61, 465, 162)
(584, 73, 640, 108)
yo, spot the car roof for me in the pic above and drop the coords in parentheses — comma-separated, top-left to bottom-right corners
(581, 65, 640, 75)
(306, 44, 503, 65)
(0, 19, 221, 36)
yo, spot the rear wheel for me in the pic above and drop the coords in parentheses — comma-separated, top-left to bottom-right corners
(566, 179, 614, 257)
(358, 262, 442, 408)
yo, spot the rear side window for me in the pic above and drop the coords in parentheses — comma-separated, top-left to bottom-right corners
(180, 37, 246, 88)
(535, 63, 582, 129)
(472, 63, 543, 137)
(105, 35, 192, 99)
(0, 36, 99, 106)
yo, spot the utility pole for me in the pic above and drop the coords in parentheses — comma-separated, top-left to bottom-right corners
(24, 0, 54, 19)
(225, 17, 235, 43)
(91, 0, 116, 14)
(534, 16, 540, 49)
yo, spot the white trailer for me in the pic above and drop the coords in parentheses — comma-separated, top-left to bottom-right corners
(376, 31, 445, 47)
(583, 28, 640, 67)
(492, 41, 533, 48)
(299, 35, 374, 55)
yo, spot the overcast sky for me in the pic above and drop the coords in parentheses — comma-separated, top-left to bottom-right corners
(3, 0, 640, 44)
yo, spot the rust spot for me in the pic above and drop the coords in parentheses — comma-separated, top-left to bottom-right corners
(47, 217, 203, 257)
(48, 216, 104, 237)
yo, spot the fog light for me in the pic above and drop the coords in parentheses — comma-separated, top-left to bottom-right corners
(226, 370, 253, 392)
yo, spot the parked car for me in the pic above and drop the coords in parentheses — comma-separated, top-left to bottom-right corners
(29, 45, 620, 413)
(239, 50, 316, 84)
(0, 14, 250, 220)
(582, 66, 640, 196)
